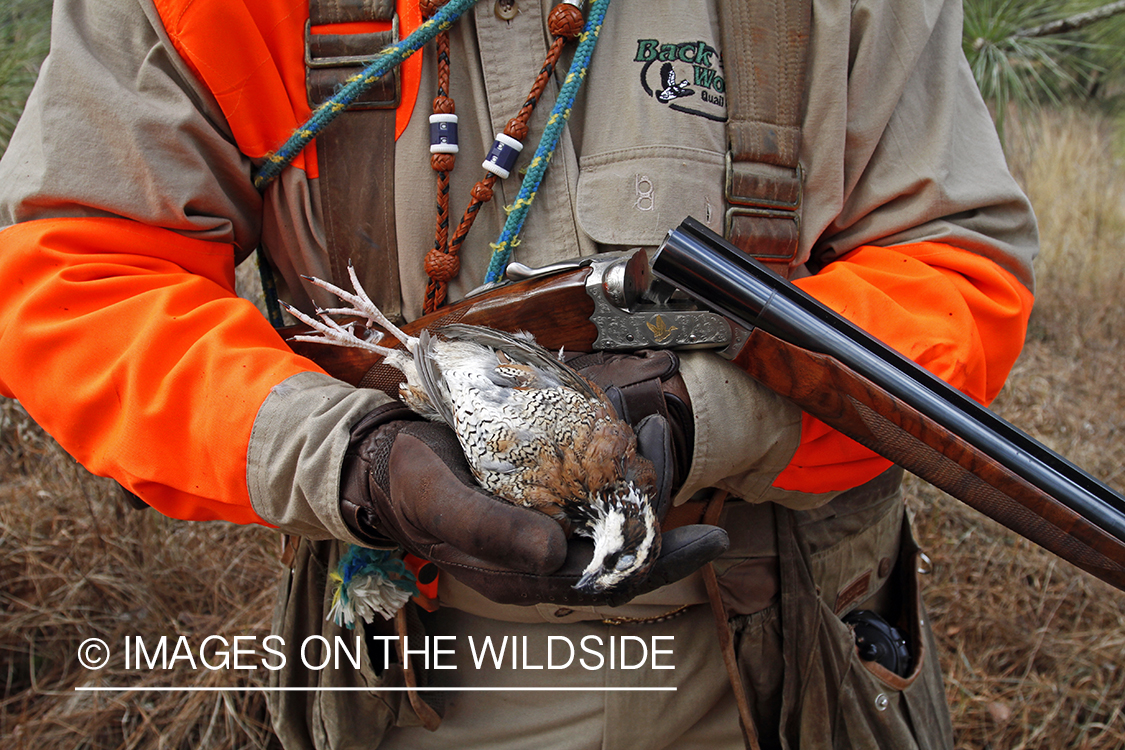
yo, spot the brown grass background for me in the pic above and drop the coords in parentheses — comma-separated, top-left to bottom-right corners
(2, 47, 1125, 750)
(910, 108, 1125, 750)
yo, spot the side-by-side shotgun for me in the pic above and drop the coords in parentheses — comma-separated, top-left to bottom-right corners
(285, 216, 1125, 591)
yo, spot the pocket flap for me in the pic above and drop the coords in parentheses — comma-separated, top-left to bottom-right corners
(577, 146, 725, 246)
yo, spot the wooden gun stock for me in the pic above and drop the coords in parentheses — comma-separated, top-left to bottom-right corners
(732, 327, 1125, 589)
(284, 265, 601, 389)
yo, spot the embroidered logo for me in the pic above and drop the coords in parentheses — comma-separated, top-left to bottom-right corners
(634, 39, 726, 122)
(635, 174, 655, 211)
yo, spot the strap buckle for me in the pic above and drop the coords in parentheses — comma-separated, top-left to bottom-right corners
(304, 16, 401, 109)
(724, 153, 803, 268)
(303, 15, 400, 69)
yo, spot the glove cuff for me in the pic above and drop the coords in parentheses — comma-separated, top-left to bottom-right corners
(339, 402, 422, 547)
(349, 401, 424, 443)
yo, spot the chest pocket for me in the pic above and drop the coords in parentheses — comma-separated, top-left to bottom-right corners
(576, 145, 726, 248)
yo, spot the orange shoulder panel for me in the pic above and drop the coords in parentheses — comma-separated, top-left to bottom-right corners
(151, 0, 423, 178)
(773, 242, 1035, 494)
(0, 218, 319, 524)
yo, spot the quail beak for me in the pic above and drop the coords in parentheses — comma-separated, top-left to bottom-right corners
(575, 569, 602, 594)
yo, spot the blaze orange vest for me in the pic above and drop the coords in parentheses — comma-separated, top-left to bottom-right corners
(152, 0, 424, 179)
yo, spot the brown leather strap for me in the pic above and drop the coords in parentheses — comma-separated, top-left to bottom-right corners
(661, 499, 707, 531)
(395, 606, 443, 730)
(279, 533, 302, 569)
(307, 0, 403, 319)
(310, 0, 393, 26)
(701, 490, 762, 750)
(718, 0, 812, 277)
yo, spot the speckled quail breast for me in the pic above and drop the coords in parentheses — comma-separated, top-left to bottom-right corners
(415, 326, 655, 517)
(285, 272, 662, 594)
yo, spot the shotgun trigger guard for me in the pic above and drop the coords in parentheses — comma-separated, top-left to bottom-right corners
(584, 249, 734, 351)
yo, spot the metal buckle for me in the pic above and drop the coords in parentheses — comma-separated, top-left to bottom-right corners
(304, 14, 400, 69)
(723, 205, 801, 246)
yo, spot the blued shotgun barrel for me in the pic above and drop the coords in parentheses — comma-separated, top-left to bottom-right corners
(652, 216, 1125, 589)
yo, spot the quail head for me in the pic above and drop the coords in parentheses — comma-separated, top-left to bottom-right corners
(284, 266, 662, 595)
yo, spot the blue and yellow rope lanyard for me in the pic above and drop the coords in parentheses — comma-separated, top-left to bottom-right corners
(253, 0, 612, 287)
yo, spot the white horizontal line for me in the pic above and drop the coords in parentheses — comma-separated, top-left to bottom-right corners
(75, 686, 677, 693)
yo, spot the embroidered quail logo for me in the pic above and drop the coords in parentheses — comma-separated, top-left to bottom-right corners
(634, 38, 726, 122)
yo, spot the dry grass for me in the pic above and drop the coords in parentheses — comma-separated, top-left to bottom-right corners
(912, 106, 1125, 750)
(1, 402, 282, 748)
(2, 105, 1125, 748)
(912, 341, 1125, 750)
(1004, 107, 1125, 352)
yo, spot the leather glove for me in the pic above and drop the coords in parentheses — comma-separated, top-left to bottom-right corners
(566, 349, 694, 492)
(339, 401, 727, 607)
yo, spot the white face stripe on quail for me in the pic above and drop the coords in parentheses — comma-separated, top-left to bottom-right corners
(579, 485, 659, 592)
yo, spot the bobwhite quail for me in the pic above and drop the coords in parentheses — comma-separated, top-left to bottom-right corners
(284, 266, 661, 594)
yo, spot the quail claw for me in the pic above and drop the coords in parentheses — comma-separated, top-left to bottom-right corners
(296, 264, 420, 355)
(282, 301, 395, 356)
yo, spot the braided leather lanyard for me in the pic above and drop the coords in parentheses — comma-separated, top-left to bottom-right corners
(254, 0, 611, 307)
(421, 0, 586, 313)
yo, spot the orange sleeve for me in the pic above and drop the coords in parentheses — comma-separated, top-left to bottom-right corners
(0, 218, 321, 524)
(771, 241, 1035, 493)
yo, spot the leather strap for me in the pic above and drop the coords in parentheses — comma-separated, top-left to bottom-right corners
(701, 490, 762, 750)
(307, 0, 403, 320)
(304, 0, 440, 726)
(718, 0, 812, 277)
(395, 606, 444, 730)
(310, 0, 394, 26)
(702, 13, 816, 735)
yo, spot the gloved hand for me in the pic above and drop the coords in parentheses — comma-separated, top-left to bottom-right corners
(566, 349, 694, 492)
(338, 401, 726, 607)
